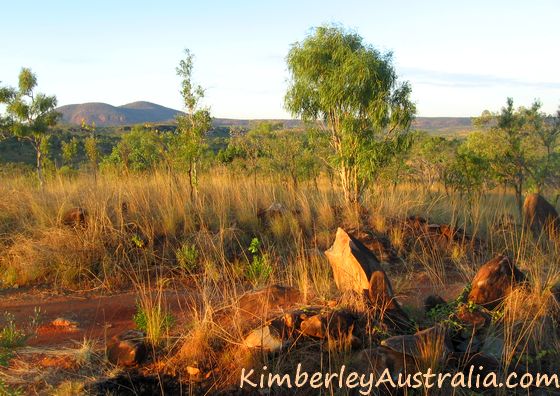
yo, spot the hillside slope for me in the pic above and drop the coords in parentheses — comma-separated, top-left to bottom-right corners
(57, 101, 473, 133)
(57, 101, 181, 126)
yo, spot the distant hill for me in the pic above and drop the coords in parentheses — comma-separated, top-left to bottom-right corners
(57, 101, 474, 134)
(57, 101, 181, 126)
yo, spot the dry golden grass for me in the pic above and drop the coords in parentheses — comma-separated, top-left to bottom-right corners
(1, 170, 560, 393)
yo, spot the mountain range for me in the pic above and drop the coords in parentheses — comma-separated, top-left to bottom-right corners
(56, 101, 473, 133)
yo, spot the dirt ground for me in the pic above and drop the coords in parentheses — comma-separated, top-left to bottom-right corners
(1, 287, 195, 348)
(0, 274, 467, 394)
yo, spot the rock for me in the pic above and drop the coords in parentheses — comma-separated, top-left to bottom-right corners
(257, 202, 286, 220)
(299, 310, 358, 341)
(455, 304, 491, 329)
(368, 271, 414, 334)
(468, 255, 525, 309)
(451, 304, 492, 353)
(480, 335, 504, 360)
(107, 330, 147, 367)
(404, 215, 429, 232)
(257, 202, 301, 223)
(325, 227, 389, 297)
(51, 317, 79, 328)
(350, 346, 413, 392)
(349, 229, 401, 264)
(282, 307, 322, 332)
(424, 295, 446, 313)
(447, 352, 501, 387)
(325, 228, 413, 333)
(186, 365, 202, 381)
(238, 285, 301, 322)
(381, 325, 454, 360)
(523, 193, 560, 237)
(61, 207, 87, 227)
(438, 224, 467, 243)
(243, 325, 285, 352)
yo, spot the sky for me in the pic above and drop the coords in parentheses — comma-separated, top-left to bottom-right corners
(1, 0, 559, 119)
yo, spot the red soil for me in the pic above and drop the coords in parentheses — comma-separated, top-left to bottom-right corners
(0, 287, 192, 348)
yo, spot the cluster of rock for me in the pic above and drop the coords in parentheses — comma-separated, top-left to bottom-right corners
(236, 226, 532, 393)
(388, 214, 485, 257)
(84, 193, 559, 393)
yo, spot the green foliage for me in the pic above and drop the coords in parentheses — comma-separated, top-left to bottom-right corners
(246, 238, 272, 286)
(0, 379, 23, 396)
(103, 126, 162, 172)
(133, 301, 174, 344)
(61, 136, 79, 166)
(131, 234, 145, 248)
(426, 284, 473, 330)
(285, 25, 415, 204)
(174, 49, 212, 197)
(176, 243, 199, 272)
(474, 98, 560, 215)
(0, 68, 59, 185)
(444, 132, 494, 197)
(82, 120, 100, 174)
(0, 309, 40, 373)
(0, 312, 26, 349)
(0, 349, 13, 367)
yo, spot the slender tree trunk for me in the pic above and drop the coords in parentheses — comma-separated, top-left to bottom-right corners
(514, 181, 523, 219)
(36, 148, 44, 187)
(188, 163, 194, 202)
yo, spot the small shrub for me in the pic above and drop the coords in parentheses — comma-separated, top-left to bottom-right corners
(133, 301, 174, 346)
(0, 379, 23, 396)
(176, 243, 199, 272)
(131, 234, 145, 248)
(246, 238, 273, 287)
(0, 309, 40, 373)
(0, 312, 26, 348)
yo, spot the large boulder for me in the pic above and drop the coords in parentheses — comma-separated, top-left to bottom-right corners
(325, 228, 413, 333)
(523, 193, 560, 237)
(468, 255, 525, 309)
(325, 227, 390, 297)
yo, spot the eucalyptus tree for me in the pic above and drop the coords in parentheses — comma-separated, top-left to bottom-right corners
(175, 49, 212, 199)
(82, 120, 100, 177)
(0, 68, 60, 185)
(474, 98, 559, 216)
(285, 25, 415, 204)
(523, 103, 560, 192)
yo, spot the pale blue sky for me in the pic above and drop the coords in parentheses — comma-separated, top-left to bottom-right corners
(1, 0, 559, 118)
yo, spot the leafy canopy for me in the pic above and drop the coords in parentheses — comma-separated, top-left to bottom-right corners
(285, 25, 415, 203)
(285, 25, 414, 132)
(0, 68, 59, 140)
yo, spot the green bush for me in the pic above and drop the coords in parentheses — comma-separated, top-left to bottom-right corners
(176, 243, 199, 272)
(246, 238, 272, 287)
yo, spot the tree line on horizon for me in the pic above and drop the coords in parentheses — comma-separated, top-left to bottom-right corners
(1, 25, 559, 217)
